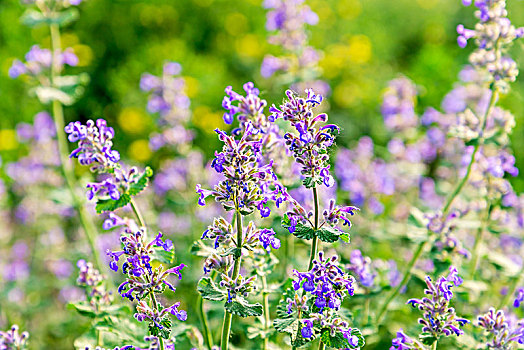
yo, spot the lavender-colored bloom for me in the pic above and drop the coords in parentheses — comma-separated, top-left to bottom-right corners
(514, 287, 524, 308)
(407, 266, 469, 339)
(381, 76, 418, 132)
(346, 250, 376, 288)
(0, 325, 29, 350)
(477, 308, 524, 348)
(390, 329, 421, 350)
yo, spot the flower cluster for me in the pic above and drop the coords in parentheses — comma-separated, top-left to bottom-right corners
(9, 45, 78, 79)
(336, 137, 396, 215)
(346, 250, 376, 288)
(381, 76, 418, 132)
(261, 0, 328, 95)
(406, 267, 469, 339)
(477, 308, 524, 348)
(270, 89, 338, 188)
(292, 252, 356, 312)
(76, 259, 112, 307)
(458, 0, 524, 90)
(0, 325, 29, 350)
(140, 61, 193, 151)
(390, 329, 424, 350)
(66, 119, 152, 203)
(196, 124, 277, 217)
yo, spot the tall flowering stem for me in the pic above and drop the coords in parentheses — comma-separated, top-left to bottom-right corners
(9, 0, 101, 270)
(308, 186, 320, 271)
(66, 120, 187, 350)
(196, 119, 281, 349)
(377, 0, 523, 324)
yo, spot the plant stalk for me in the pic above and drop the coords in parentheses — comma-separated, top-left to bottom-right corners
(197, 295, 213, 350)
(432, 340, 438, 350)
(262, 275, 270, 350)
(307, 186, 320, 271)
(49, 22, 102, 270)
(221, 204, 243, 350)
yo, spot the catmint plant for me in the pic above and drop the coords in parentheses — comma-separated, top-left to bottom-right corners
(476, 308, 524, 349)
(66, 119, 186, 350)
(269, 88, 356, 270)
(391, 267, 469, 349)
(195, 116, 282, 350)
(274, 251, 364, 349)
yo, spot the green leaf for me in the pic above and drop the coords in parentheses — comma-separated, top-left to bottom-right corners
(407, 207, 427, 228)
(34, 86, 75, 105)
(128, 167, 153, 196)
(293, 223, 315, 240)
(224, 296, 263, 317)
(273, 317, 296, 334)
(73, 328, 97, 350)
(95, 193, 131, 214)
(197, 277, 226, 301)
(340, 233, 351, 243)
(419, 332, 437, 346)
(320, 329, 350, 349)
(149, 318, 171, 339)
(21, 8, 79, 27)
(151, 246, 175, 264)
(350, 328, 365, 348)
(303, 177, 315, 188)
(68, 301, 96, 318)
(220, 246, 242, 259)
(317, 226, 345, 243)
(190, 240, 215, 257)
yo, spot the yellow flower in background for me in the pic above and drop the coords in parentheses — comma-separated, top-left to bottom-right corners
(0, 129, 18, 151)
(184, 76, 200, 98)
(117, 107, 148, 134)
(236, 34, 263, 58)
(348, 35, 372, 64)
(193, 106, 222, 133)
(128, 139, 152, 162)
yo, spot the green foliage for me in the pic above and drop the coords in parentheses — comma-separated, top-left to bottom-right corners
(224, 297, 263, 318)
(149, 318, 172, 339)
(197, 277, 226, 302)
(21, 8, 79, 27)
(95, 193, 131, 214)
(128, 166, 153, 196)
(151, 246, 175, 264)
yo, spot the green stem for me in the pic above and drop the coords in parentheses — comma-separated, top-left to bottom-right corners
(150, 292, 165, 350)
(499, 269, 524, 309)
(307, 186, 320, 271)
(376, 87, 499, 326)
(470, 202, 492, 278)
(318, 340, 326, 350)
(221, 206, 243, 350)
(262, 275, 270, 350)
(130, 198, 146, 228)
(376, 240, 427, 324)
(432, 340, 438, 350)
(49, 23, 102, 270)
(362, 297, 370, 326)
(197, 294, 213, 350)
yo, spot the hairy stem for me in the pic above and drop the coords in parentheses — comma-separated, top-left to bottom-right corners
(376, 87, 499, 326)
(432, 340, 438, 350)
(262, 275, 270, 350)
(307, 186, 320, 271)
(221, 205, 243, 350)
(49, 23, 102, 270)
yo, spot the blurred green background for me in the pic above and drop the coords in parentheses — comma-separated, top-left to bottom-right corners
(1, 0, 523, 184)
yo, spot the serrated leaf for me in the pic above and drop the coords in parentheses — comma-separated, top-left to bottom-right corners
(350, 328, 365, 348)
(293, 223, 315, 240)
(321, 329, 350, 348)
(149, 318, 171, 339)
(151, 246, 175, 264)
(317, 226, 344, 243)
(224, 296, 263, 317)
(128, 167, 153, 196)
(95, 193, 131, 214)
(197, 277, 226, 301)
(274, 317, 297, 334)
